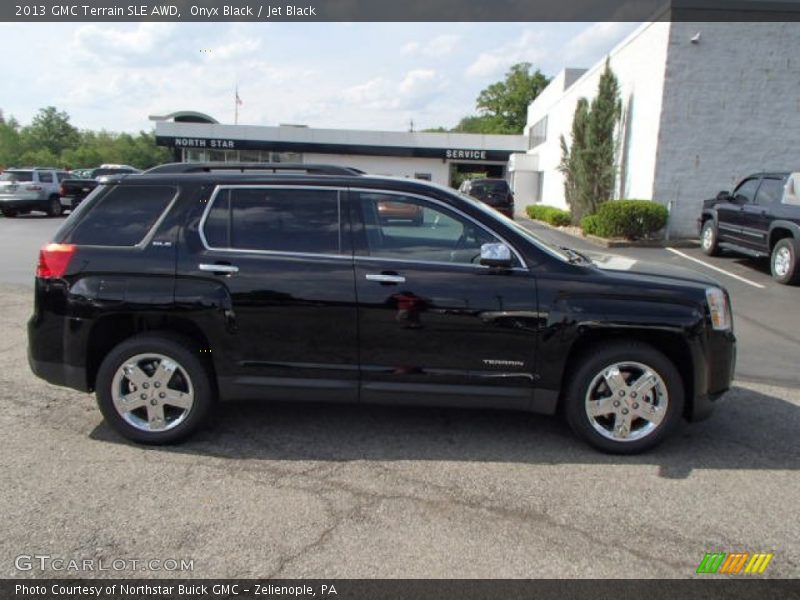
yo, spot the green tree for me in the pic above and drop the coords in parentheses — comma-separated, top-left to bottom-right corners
(451, 114, 514, 134)
(21, 106, 80, 158)
(559, 59, 622, 220)
(476, 63, 551, 133)
(584, 59, 622, 212)
(0, 113, 22, 168)
(558, 98, 590, 223)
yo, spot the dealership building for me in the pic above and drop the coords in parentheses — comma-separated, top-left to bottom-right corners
(522, 19, 800, 237)
(152, 17, 800, 239)
(151, 112, 527, 187)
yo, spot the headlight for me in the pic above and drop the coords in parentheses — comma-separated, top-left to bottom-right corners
(705, 287, 731, 331)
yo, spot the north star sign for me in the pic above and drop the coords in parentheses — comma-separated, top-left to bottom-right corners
(174, 138, 236, 149)
(445, 149, 488, 160)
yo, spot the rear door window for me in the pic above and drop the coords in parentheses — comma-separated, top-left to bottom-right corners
(64, 185, 176, 246)
(202, 187, 342, 255)
(754, 178, 784, 206)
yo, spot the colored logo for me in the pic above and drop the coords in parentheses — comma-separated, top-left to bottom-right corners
(696, 552, 774, 575)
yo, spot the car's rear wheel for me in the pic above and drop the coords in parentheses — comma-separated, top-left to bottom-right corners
(770, 238, 800, 285)
(95, 334, 214, 444)
(564, 342, 684, 454)
(1, 209, 17, 218)
(700, 220, 720, 256)
(47, 196, 63, 217)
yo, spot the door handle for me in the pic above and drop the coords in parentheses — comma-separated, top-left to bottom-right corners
(199, 263, 239, 275)
(366, 273, 406, 284)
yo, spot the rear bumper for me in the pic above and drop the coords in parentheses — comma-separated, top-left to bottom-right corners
(0, 196, 47, 210)
(28, 352, 90, 392)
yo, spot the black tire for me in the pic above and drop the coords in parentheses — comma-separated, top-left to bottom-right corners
(700, 219, 720, 256)
(770, 238, 800, 285)
(563, 341, 684, 454)
(47, 196, 63, 217)
(1, 209, 17, 218)
(95, 333, 215, 444)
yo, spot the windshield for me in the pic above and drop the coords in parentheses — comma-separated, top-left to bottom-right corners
(472, 181, 508, 193)
(452, 189, 573, 262)
(0, 171, 33, 182)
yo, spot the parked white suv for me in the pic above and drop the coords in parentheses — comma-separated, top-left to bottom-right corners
(0, 168, 69, 217)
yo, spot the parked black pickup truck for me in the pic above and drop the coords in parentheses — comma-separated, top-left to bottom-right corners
(60, 166, 141, 210)
(699, 172, 800, 284)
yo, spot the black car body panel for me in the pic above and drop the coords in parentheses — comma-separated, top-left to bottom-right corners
(29, 167, 736, 428)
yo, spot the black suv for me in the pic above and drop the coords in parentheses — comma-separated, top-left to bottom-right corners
(458, 178, 515, 218)
(28, 164, 736, 454)
(699, 172, 800, 284)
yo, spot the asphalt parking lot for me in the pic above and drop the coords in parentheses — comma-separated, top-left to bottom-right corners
(1, 212, 798, 579)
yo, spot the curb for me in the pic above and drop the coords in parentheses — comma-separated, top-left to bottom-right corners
(522, 217, 698, 249)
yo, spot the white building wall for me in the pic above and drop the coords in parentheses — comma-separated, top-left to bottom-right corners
(302, 153, 452, 185)
(653, 21, 800, 237)
(524, 21, 672, 210)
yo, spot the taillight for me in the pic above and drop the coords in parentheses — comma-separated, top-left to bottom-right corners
(36, 244, 76, 279)
(26, 185, 43, 191)
(59, 185, 66, 196)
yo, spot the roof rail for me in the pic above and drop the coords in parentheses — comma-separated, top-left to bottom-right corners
(144, 162, 365, 176)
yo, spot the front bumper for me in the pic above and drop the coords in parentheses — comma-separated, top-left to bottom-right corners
(688, 329, 736, 422)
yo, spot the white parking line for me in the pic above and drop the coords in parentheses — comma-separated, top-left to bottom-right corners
(665, 247, 765, 289)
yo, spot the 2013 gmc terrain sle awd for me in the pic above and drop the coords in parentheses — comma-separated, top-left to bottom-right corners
(28, 163, 736, 454)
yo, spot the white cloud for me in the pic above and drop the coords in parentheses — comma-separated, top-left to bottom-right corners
(341, 69, 447, 111)
(563, 22, 640, 66)
(402, 34, 460, 58)
(72, 23, 180, 66)
(466, 30, 549, 78)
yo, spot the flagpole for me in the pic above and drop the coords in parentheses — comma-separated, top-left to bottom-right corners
(234, 84, 239, 125)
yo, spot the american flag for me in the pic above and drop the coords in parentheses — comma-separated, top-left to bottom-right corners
(235, 87, 243, 106)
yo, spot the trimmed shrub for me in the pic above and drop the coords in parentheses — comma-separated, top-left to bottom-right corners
(580, 200, 668, 240)
(526, 204, 572, 227)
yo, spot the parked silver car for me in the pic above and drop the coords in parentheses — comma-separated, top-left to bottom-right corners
(0, 167, 69, 217)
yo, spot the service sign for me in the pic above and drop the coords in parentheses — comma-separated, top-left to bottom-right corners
(445, 149, 488, 160)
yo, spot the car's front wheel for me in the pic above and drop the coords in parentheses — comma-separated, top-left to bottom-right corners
(770, 238, 800, 285)
(95, 334, 215, 444)
(564, 342, 684, 454)
(700, 219, 720, 256)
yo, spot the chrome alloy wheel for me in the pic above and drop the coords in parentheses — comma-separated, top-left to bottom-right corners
(584, 361, 668, 442)
(773, 246, 792, 278)
(702, 224, 714, 250)
(110, 353, 195, 432)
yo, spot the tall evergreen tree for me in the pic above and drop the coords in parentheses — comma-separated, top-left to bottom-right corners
(585, 59, 622, 213)
(558, 98, 590, 223)
(559, 59, 622, 219)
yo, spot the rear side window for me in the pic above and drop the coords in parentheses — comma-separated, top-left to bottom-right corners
(1, 171, 33, 182)
(203, 187, 341, 254)
(38, 172, 53, 183)
(65, 185, 176, 246)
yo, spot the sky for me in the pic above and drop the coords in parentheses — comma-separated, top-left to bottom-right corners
(0, 21, 640, 133)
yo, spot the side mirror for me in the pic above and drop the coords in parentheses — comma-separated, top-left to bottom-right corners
(480, 243, 513, 268)
(716, 190, 732, 202)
